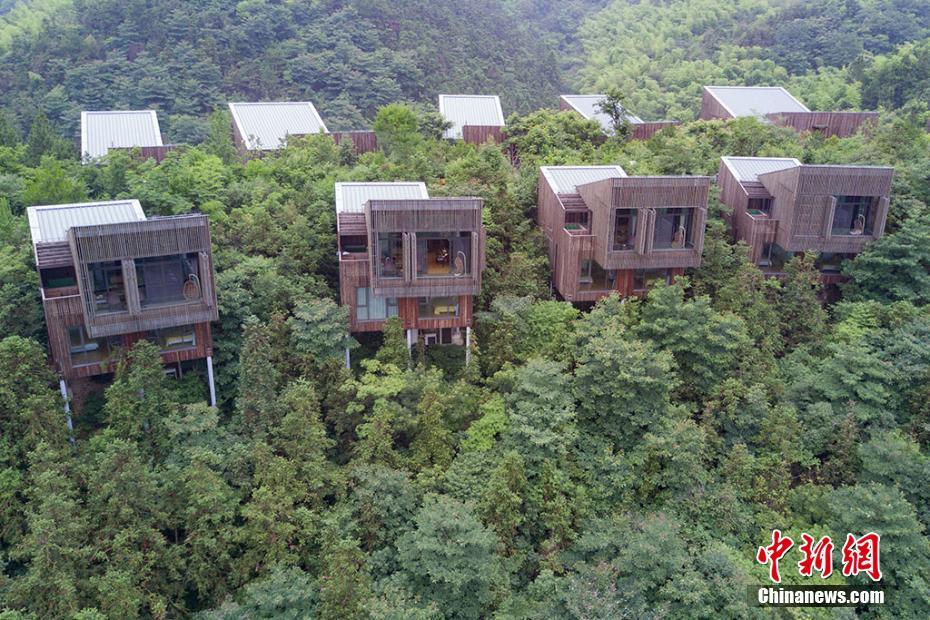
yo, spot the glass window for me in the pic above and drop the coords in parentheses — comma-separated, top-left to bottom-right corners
(340, 235, 368, 254)
(377, 233, 404, 278)
(356, 287, 398, 321)
(89, 261, 126, 312)
(136, 253, 201, 308)
(41, 266, 77, 289)
(579, 261, 615, 291)
(747, 198, 772, 216)
(815, 252, 856, 273)
(758, 243, 788, 271)
(832, 196, 875, 236)
(612, 208, 637, 251)
(416, 232, 471, 278)
(68, 326, 118, 366)
(418, 296, 459, 318)
(146, 325, 197, 351)
(565, 211, 589, 229)
(653, 208, 694, 249)
(633, 269, 671, 292)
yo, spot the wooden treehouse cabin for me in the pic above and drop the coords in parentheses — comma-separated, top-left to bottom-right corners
(228, 101, 377, 156)
(27, 200, 219, 412)
(438, 94, 506, 145)
(538, 166, 711, 303)
(718, 156, 894, 282)
(81, 110, 176, 163)
(335, 182, 485, 364)
(559, 95, 679, 140)
(699, 86, 878, 138)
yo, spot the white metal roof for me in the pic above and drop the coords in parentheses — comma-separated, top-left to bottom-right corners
(334, 182, 429, 215)
(228, 101, 329, 151)
(438, 95, 505, 139)
(560, 95, 643, 132)
(705, 86, 810, 118)
(720, 156, 801, 183)
(81, 111, 163, 160)
(27, 200, 146, 245)
(540, 165, 627, 195)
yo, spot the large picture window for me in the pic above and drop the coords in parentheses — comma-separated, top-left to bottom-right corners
(356, 287, 399, 321)
(89, 261, 126, 312)
(416, 232, 471, 278)
(831, 196, 875, 236)
(136, 253, 201, 308)
(612, 209, 637, 251)
(653, 208, 694, 250)
(377, 233, 404, 278)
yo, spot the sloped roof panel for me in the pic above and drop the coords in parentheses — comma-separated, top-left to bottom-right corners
(229, 101, 329, 150)
(705, 86, 810, 117)
(81, 110, 163, 159)
(438, 95, 505, 139)
(27, 200, 146, 245)
(540, 165, 627, 195)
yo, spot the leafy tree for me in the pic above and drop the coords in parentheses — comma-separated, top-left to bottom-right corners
(317, 531, 373, 620)
(288, 298, 356, 370)
(775, 252, 828, 350)
(21, 156, 87, 206)
(595, 87, 634, 139)
(376, 316, 409, 368)
(395, 494, 499, 620)
(843, 206, 930, 305)
(200, 565, 318, 620)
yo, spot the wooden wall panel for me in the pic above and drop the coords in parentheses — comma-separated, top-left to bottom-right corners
(699, 89, 733, 120)
(462, 125, 505, 145)
(631, 121, 680, 140)
(766, 111, 878, 138)
(331, 131, 378, 155)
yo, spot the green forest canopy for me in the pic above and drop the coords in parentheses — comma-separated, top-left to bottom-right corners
(2, 0, 930, 618)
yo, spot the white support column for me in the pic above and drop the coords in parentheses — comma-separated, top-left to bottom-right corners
(206, 355, 217, 407)
(344, 346, 351, 369)
(465, 326, 472, 366)
(59, 379, 75, 445)
(406, 329, 413, 352)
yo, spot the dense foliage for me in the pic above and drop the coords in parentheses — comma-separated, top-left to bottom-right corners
(1, 0, 930, 618)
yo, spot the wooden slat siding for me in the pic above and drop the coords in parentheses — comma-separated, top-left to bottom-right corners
(112, 145, 180, 163)
(766, 111, 879, 138)
(716, 159, 749, 233)
(462, 125, 505, 145)
(579, 176, 711, 271)
(331, 131, 378, 155)
(700, 88, 733, 120)
(42, 290, 85, 377)
(35, 241, 75, 268)
(68, 215, 219, 338)
(366, 198, 485, 298)
(553, 227, 596, 301)
(717, 159, 778, 261)
(630, 121, 680, 140)
(758, 165, 894, 254)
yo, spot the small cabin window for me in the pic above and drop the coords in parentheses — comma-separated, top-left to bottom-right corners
(418, 296, 459, 318)
(579, 261, 614, 291)
(633, 268, 671, 292)
(136, 253, 201, 307)
(832, 196, 875, 236)
(747, 198, 772, 215)
(40, 266, 77, 289)
(612, 208, 638, 251)
(565, 211, 589, 228)
(89, 261, 127, 312)
(146, 325, 197, 351)
(340, 235, 368, 254)
(653, 208, 694, 249)
(68, 326, 119, 367)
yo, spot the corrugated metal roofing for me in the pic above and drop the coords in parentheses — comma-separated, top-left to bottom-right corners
(334, 182, 429, 215)
(540, 165, 627, 195)
(705, 86, 810, 117)
(721, 156, 801, 183)
(81, 111, 163, 159)
(560, 95, 643, 132)
(438, 95, 505, 139)
(229, 101, 329, 151)
(27, 200, 146, 245)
